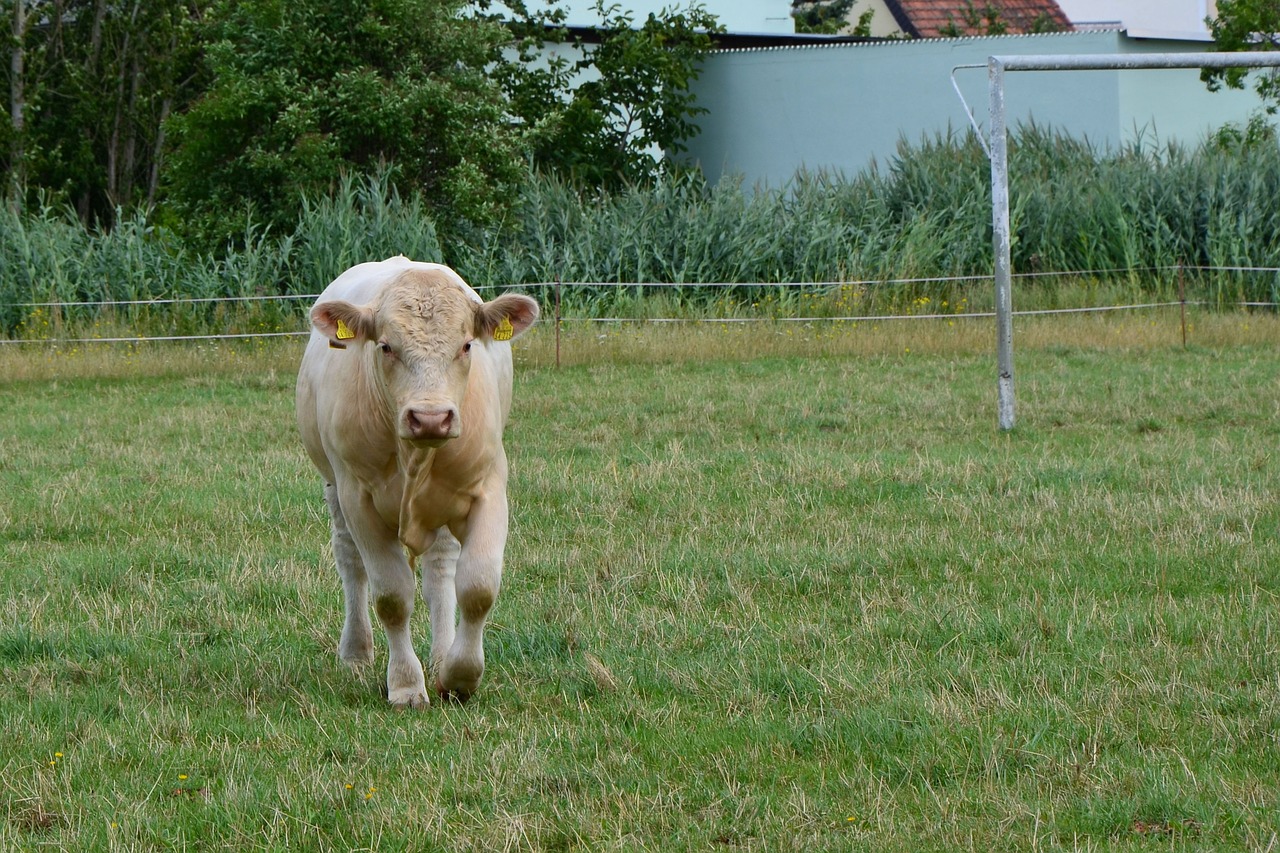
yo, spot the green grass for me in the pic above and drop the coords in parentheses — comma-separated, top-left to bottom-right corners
(1, 316, 1278, 850)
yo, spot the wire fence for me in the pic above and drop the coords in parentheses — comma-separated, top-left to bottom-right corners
(0, 265, 1276, 346)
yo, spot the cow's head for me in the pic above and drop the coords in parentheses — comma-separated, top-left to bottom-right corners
(310, 269, 539, 447)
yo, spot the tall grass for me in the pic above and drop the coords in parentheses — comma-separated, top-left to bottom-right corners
(0, 173, 442, 338)
(3, 127, 1280, 338)
(460, 125, 1280, 297)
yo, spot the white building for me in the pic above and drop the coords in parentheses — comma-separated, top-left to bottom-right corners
(682, 28, 1263, 187)
(531, 0, 796, 34)
(1055, 0, 1218, 39)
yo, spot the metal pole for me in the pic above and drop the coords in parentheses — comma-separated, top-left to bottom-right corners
(1178, 263, 1187, 348)
(968, 50, 1280, 432)
(993, 51, 1280, 73)
(989, 57, 1015, 431)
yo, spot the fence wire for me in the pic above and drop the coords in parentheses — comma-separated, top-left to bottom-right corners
(1, 266, 1276, 346)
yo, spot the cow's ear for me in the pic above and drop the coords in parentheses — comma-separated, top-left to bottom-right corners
(476, 294, 540, 342)
(311, 301, 375, 349)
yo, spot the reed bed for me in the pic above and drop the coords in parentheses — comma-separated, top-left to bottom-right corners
(2, 127, 1279, 340)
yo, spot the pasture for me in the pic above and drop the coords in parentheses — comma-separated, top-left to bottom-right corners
(1, 313, 1278, 851)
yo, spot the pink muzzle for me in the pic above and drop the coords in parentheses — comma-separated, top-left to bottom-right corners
(401, 403, 460, 443)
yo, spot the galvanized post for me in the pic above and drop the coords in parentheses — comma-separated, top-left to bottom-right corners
(959, 51, 1280, 431)
(989, 56, 1015, 431)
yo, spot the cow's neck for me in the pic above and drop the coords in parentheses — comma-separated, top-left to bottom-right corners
(397, 441, 438, 482)
(396, 444, 437, 555)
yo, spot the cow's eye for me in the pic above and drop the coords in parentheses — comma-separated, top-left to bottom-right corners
(462, 341, 473, 355)
(379, 341, 393, 356)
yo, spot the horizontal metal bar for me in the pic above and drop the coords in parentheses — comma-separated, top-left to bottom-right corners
(991, 51, 1280, 72)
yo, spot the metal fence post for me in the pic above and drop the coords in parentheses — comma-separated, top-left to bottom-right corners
(989, 56, 1015, 431)
(970, 50, 1280, 432)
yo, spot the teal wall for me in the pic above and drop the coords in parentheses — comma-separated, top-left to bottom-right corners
(682, 30, 1264, 185)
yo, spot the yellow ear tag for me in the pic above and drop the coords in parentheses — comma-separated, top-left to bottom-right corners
(492, 316, 514, 342)
(335, 319, 356, 341)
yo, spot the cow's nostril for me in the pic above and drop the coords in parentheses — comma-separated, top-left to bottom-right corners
(403, 405, 458, 441)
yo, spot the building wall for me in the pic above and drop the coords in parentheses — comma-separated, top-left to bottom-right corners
(794, 0, 902, 37)
(680, 29, 1261, 186)
(1054, 0, 1217, 38)
(837, 0, 903, 37)
(548, 0, 796, 33)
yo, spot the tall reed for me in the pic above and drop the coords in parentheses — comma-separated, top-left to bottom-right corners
(457, 124, 1280, 312)
(2, 127, 1278, 337)
(0, 173, 444, 337)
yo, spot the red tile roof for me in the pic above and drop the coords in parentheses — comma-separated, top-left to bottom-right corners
(885, 0, 1073, 38)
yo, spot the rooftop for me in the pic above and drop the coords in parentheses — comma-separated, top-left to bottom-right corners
(884, 0, 1074, 37)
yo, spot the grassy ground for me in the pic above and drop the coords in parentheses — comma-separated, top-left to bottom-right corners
(1, 312, 1277, 851)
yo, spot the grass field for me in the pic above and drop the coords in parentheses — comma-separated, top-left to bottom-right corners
(1, 312, 1278, 851)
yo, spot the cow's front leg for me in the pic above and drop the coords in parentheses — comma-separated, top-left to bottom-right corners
(439, 490, 507, 700)
(324, 483, 374, 666)
(421, 528, 461, 681)
(339, 485, 428, 710)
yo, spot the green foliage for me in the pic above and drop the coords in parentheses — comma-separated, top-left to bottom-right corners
(940, 1, 1008, 37)
(163, 0, 522, 247)
(1211, 112, 1279, 151)
(0, 172, 440, 335)
(289, 171, 443, 296)
(501, 0, 722, 188)
(1, 0, 207, 224)
(6, 0, 721, 241)
(792, 0, 857, 35)
(7, 126, 1280, 338)
(458, 125, 1280, 297)
(1204, 0, 1280, 111)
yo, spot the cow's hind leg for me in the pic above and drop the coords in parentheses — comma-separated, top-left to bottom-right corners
(439, 491, 507, 701)
(325, 483, 373, 666)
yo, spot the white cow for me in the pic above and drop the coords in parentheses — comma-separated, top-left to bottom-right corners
(296, 257, 539, 707)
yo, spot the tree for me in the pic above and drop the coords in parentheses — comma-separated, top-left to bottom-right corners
(6, 0, 29, 212)
(3, 0, 206, 223)
(499, 1, 722, 188)
(163, 0, 524, 246)
(792, 0, 855, 35)
(1204, 0, 1280, 114)
(939, 1, 1009, 37)
(7, 0, 724, 239)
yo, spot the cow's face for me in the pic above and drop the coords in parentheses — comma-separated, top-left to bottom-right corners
(311, 269, 539, 447)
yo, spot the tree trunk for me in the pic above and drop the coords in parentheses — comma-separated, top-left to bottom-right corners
(89, 0, 107, 69)
(119, 53, 142, 208)
(106, 0, 144, 212)
(147, 95, 171, 210)
(9, 0, 28, 213)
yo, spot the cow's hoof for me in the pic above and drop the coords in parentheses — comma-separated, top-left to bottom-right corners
(438, 653, 483, 700)
(388, 687, 430, 710)
(341, 653, 375, 671)
(338, 644, 375, 668)
(436, 682, 472, 704)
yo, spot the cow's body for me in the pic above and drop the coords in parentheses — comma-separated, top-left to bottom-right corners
(296, 257, 538, 707)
